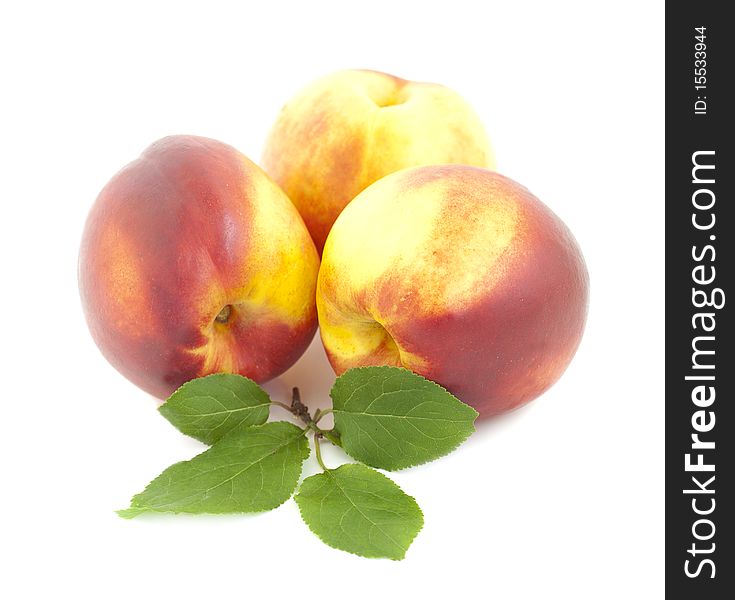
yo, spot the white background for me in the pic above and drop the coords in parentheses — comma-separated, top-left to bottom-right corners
(0, 1, 664, 598)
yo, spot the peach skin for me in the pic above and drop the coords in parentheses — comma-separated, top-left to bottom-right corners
(261, 69, 494, 253)
(317, 165, 589, 417)
(79, 135, 320, 399)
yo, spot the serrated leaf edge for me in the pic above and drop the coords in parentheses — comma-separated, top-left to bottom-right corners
(338, 422, 475, 472)
(158, 373, 271, 444)
(294, 465, 425, 561)
(165, 372, 269, 402)
(332, 366, 472, 406)
(331, 366, 479, 421)
(330, 366, 478, 471)
(117, 422, 309, 518)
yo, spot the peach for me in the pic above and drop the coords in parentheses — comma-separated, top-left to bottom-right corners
(317, 165, 588, 417)
(261, 69, 494, 253)
(79, 135, 319, 399)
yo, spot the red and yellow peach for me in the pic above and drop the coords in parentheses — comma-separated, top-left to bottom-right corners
(79, 135, 319, 399)
(317, 165, 588, 417)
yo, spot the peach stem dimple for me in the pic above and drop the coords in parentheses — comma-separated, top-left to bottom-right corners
(374, 93, 404, 108)
(215, 304, 233, 324)
(371, 85, 407, 108)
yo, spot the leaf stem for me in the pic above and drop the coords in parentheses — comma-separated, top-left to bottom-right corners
(313, 433, 329, 471)
(270, 389, 341, 448)
(270, 400, 294, 414)
(314, 408, 333, 423)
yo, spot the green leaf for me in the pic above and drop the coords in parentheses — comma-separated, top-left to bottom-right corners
(159, 373, 270, 444)
(330, 366, 478, 471)
(294, 463, 423, 560)
(118, 422, 308, 518)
